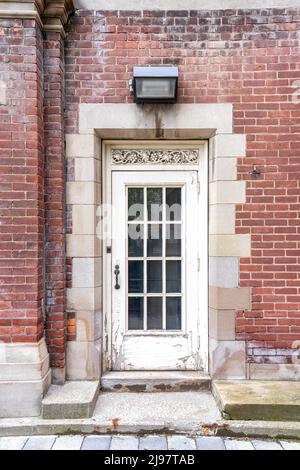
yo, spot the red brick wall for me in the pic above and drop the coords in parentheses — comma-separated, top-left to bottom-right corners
(65, 8, 300, 365)
(43, 31, 67, 370)
(0, 19, 44, 343)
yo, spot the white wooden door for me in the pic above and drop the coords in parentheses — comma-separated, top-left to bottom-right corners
(110, 170, 204, 370)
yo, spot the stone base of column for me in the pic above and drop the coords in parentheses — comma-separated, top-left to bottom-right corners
(0, 338, 51, 418)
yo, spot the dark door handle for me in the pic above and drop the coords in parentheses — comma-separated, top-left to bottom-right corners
(114, 264, 120, 289)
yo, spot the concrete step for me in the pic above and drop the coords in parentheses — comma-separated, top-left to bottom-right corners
(213, 380, 300, 421)
(101, 371, 211, 392)
(42, 381, 99, 419)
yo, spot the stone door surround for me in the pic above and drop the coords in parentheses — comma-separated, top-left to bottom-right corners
(65, 102, 249, 381)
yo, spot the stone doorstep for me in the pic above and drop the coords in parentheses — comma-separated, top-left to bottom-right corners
(1, 389, 300, 440)
(101, 371, 211, 392)
(42, 381, 99, 419)
(213, 380, 300, 422)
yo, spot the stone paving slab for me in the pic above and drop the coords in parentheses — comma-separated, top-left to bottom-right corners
(110, 435, 139, 450)
(23, 435, 56, 450)
(139, 435, 167, 450)
(52, 435, 84, 450)
(168, 436, 197, 450)
(224, 439, 254, 450)
(81, 435, 111, 450)
(251, 439, 282, 450)
(0, 434, 299, 450)
(196, 436, 226, 450)
(280, 440, 300, 450)
(0, 436, 28, 450)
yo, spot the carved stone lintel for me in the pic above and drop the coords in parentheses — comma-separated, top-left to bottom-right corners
(112, 149, 199, 165)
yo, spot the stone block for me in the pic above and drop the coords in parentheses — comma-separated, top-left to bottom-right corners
(209, 181, 246, 204)
(72, 205, 97, 235)
(42, 381, 99, 419)
(209, 286, 250, 310)
(209, 256, 239, 288)
(210, 339, 246, 379)
(66, 134, 100, 159)
(209, 204, 235, 235)
(67, 286, 102, 311)
(76, 310, 102, 342)
(72, 257, 102, 288)
(66, 339, 101, 381)
(74, 157, 101, 182)
(209, 234, 251, 257)
(209, 157, 237, 182)
(209, 308, 236, 341)
(66, 182, 101, 205)
(213, 380, 300, 421)
(210, 134, 246, 158)
(67, 234, 102, 257)
(249, 363, 300, 381)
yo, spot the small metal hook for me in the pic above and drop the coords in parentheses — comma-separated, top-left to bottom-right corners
(251, 166, 261, 179)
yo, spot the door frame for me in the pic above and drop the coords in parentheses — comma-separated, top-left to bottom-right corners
(102, 140, 208, 372)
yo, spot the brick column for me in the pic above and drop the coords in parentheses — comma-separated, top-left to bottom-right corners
(43, 29, 67, 385)
(0, 12, 49, 418)
(0, 0, 74, 418)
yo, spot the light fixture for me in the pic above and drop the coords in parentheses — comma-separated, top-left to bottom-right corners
(132, 66, 178, 104)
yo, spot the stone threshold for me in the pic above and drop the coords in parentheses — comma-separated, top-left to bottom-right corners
(101, 371, 211, 392)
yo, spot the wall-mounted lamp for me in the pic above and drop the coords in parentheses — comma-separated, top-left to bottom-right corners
(131, 66, 178, 104)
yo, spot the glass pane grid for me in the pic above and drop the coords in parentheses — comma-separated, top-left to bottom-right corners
(127, 186, 183, 332)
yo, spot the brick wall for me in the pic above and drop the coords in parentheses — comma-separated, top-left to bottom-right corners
(0, 19, 44, 343)
(65, 7, 300, 365)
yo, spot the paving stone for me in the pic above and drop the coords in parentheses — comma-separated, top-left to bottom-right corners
(110, 435, 139, 450)
(23, 436, 57, 450)
(139, 435, 167, 450)
(52, 435, 84, 450)
(224, 439, 254, 450)
(280, 440, 300, 450)
(251, 440, 282, 450)
(196, 436, 226, 450)
(0, 436, 28, 450)
(168, 435, 196, 450)
(81, 435, 111, 450)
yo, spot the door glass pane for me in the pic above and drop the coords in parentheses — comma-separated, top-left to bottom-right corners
(128, 297, 144, 330)
(128, 188, 144, 221)
(126, 184, 185, 332)
(128, 224, 144, 257)
(147, 260, 162, 293)
(147, 188, 162, 221)
(166, 260, 181, 293)
(166, 224, 181, 257)
(147, 224, 162, 257)
(128, 261, 143, 293)
(166, 187, 181, 221)
(166, 297, 181, 330)
(147, 297, 162, 329)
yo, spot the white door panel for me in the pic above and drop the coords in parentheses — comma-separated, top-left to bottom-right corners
(111, 170, 202, 370)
